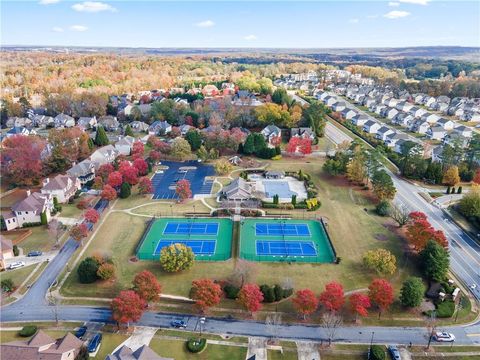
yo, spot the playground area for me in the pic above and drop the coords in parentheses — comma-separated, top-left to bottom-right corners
(239, 218, 335, 263)
(136, 217, 233, 261)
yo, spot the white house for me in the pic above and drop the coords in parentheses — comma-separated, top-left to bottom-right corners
(427, 125, 447, 140)
(385, 132, 409, 147)
(54, 113, 75, 128)
(376, 126, 394, 141)
(90, 144, 119, 168)
(6, 126, 33, 138)
(10, 191, 53, 228)
(421, 113, 440, 124)
(331, 101, 347, 112)
(114, 135, 136, 156)
(129, 121, 150, 133)
(323, 96, 337, 107)
(77, 116, 97, 130)
(291, 127, 315, 140)
(409, 107, 427, 118)
(41, 174, 81, 203)
(340, 108, 357, 120)
(436, 118, 455, 131)
(261, 125, 282, 146)
(351, 114, 369, 127)
(453, 125, 473, 138)
(149, 121, 172, 135)
(385, 108, 399, 120)
(409, 120, 430, 135)
(67, 159, 96, 185)
(363, 120, 381, 134)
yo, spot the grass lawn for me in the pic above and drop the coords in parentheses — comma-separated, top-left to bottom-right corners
(1, 263, 37, 289)
(268, 349, 298, 360)
(18, 225, 65, 253)
(92, 333, 129, 360)
(149, 338, 247, 360)
(128, 200, 211, 216)
(59, 203, 84, 219)
(320, 354, 365, 360)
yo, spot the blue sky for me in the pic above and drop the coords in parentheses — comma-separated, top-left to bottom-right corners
(2, 1, 479, 48)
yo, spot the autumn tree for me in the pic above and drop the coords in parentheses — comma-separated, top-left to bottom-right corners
(119, 161, 139, 185)
(368, 279, 394, 318)
(319, 282, 345, 312)
(132, 141, 144, 157)
(1, 135, 46, 186)
(138, 177, 153, 195)
(348, 293, 371, 320)
(255, 103, 293, 127)
(97, 163, 115, 181)
(159, 243, 195, 273)
(47, 127, 90, 172)
(176, 179, 192, 202)
(458, 184, 480, 218)
(214, 158, 234, 175)
(292, 289, 319, 319)
(149, 150, 161, 163)
(133, 158, 148, 176)
(371, 170, 396, 201)
(190, 278, 223, 313)
(405, 211, 448, 251)
(237, 283, 264, 315)
(92, 176, 104, 190)
(97, 263, 115, 280)
(70, 223, 89, 245)
(362, 249, 397, 275)
(170, 137, 192, 160)
(346, 150, 367, 184)
(84, 208, 99, 224)
(111, 290, 146, 327)
(132, 270, 162, 303)
(443, 165, 460, 186)
(286, 137, 312, 155)
(108, 171, 123, 188)
(101, 184, 117, 201)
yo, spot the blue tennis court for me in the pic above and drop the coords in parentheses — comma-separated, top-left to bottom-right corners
(163, 222, 219, 235)
(256, 240, 317, 256)
(154, 239, 216, 255)
(255, 223, 311, 237)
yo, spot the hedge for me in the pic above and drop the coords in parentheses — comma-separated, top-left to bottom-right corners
(224, 284, 240, 299)
(19, 325, 38, 337)
(436, 300, 455, 318)
(369, 345, 385, 360)
(186, 338, 207, 353)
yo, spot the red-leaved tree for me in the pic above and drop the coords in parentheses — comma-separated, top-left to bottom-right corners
(368, 279, 394, 318)
(149, 150, 161, 162)
(132, 270, 162, 303)
(133, 158, 148, 176)
(176, 179, 192, 202)
(84, 208, 99, 224)
(132, 141, 144, 157)
(319, 281, 345, 312)
(190, 278, 223, 313)
(474, 169, 480, 184)
(108, 171, 123, 188)
(70, 223, 89, 245)
(138, 177, 153, 195)
(406, 211, 448, 251)
(237, 283, 264, 315)
(92, 176, 104, 190)
(292, 289, 319, 319)
(286, 137, 312, 155)
(119, 161, 139, 185)
(348, 293, 371, 320)
(101, 184, 117, 201)
(97, 163, 115, 182)
(111, 290, 146, 327)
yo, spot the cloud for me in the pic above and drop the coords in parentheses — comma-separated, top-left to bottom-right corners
(72, 1, 117, 13)
(398, 0, 430, 5)
(52, 27, 64, 32)
(348, 18, 360, 24)
(383, 10, 411, 19)
(388, 2, 400, 6)
(70, 25, 88, 32)
(39, 0, 60, 4)
(244, 34, 257, 41)
(367, 14, 379, 19)
(195, 20, 215, 28)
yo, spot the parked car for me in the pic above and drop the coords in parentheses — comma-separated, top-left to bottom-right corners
(433, 332, 455, 342)
(87, 333, 102, 353)
(8, 261, 25, 270)
(388, 345, 401, 360)
(27, 251, 43, 257)
(75, 326, 87, 339)
(170, 320, 187, 328)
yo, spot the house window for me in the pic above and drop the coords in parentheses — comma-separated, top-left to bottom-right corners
(25, 211, 28, 214)
(7, 219, 10, 224)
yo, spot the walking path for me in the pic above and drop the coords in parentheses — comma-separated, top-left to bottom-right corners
(246, 337, 268, 360)
(296, 341, 320, 360)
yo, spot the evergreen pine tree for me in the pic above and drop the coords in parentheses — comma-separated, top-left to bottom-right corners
(95, 126, 109, 146)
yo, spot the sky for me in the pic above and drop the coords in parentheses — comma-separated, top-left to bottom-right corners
(1, 0, 479, 48)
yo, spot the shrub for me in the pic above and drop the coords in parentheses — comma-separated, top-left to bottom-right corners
(1, 278, 14, 292)
(436, 300, 455, 318)
(274, 284, 284, 302)
(369, 345, 385, 360)
(260, 284, 275, 303)
(19, 325, 37, 337)
(40, 211, 48, 225)
(186, 338, 207, 353)
(97, 263, 115, 280)
(224, 284, 240, 299)
(261, 202, 279, 209)
(119, 182, 131, 199)
(375, 200, 390, 217)
(457, 186, 463, 194)
(12, 245, 19, 256)
(77, 257, 100, 284)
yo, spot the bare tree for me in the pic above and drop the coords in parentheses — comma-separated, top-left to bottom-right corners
(265, 313, 282, 344)
(321, 312, 343, 347)
(390, 203, 410, 227)
(48, 219, 63, 247)
(230, 259, 257, 288)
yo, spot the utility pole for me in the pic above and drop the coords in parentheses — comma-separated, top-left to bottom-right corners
(368, 331, 375, 359)
(426, 310, 436, 350)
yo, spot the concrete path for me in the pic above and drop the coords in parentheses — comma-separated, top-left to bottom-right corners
(433, 194, 463, 208)
(112, 326, 157, 353)
(55, 216, 81, 226)
(247, 337, 268, 360)
(5, 251, 57, 267)
(296, 341, 320, 360)
(399, 348, 412, 360)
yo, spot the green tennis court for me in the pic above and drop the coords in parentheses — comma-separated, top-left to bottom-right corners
(136, 218, 233, 261)
(239, 218, 336, 263)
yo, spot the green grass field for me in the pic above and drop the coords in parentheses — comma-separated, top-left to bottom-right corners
(239, 219, 335, 263)
(137, 218, 233, 261)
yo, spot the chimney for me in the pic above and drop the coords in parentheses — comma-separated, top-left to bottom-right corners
(26, 189, 31, 197)
(43, 178, 49, 186)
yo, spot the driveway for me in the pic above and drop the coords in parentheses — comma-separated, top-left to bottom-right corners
(246, 337, 267, 360)
(112, 326, 157, 353)
(296, 341, 320, 360)
(4, 251, 57, 268)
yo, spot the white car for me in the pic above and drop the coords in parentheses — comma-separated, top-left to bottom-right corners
(433, 332, 455, 342)
(8, 261, 25, 270)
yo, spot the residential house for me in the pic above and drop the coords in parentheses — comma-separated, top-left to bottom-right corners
(149, 120, 172, 135)
(41, 174, 81, 203)
(375, 126, 394, 141)
(443, 132, 470, 148)
(106, 345, 172, 360)
(54, 113, 75, 128)
(90, 144, 120, 168)
(364, 97, 377, 108)
(462, 111, 480, 122)
(67, 159, 96, 185)
(409, 107, 428, 118)
(6, 126, 33, 137)
(432, 146, 444, 163)
(409, 120, 430, 135)
(385, 132, 409, 148)
(421, 113, 440, 124)
(0, 330, 84, 360)
(179, 124, 193, 135)
(413, 93, 427, 104)
(31, 115, 54, 128)
(291, 127, 315, 140)
(427, 125, 447, 140)
(202, 84, 220, 97)
(373, 104, 386, 115)
(395, 101, 414, 113)
(384, 107, 399, 120)
(362, 120, 381, 134)
(122, 104, 152, 119)
(392, 113, 414, 128)
(351, 114, 369, 127)
(0, 235, 14, 270)
(261, 125, 282, 146)
(77, 116, 97, 130)
(114, 135, 136, 156)
(97, 116, 119, 132)
(453, 125, 473, 138)
(323, 96, 337, 107)
(129, 121, 150, 133)
(431, 101, 449, 112)
(8, 191, 54, 229)
(331, 101, 346, 112)
(340, 108, 357, 120)
(265, 170, 285, 179)
(6, 117, 32, 128)
(221, 178, 253, 201)
(436, 118, 455, 131)
(393, 139, 409, 154)
(383, 98, 398, 108)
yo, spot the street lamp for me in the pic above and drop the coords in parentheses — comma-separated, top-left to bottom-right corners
(368, 332, 375, 360)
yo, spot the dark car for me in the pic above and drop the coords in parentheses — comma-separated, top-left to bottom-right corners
(75, 326, 87, 339)
(87, 333, 102, 353)
(388, 345, 401, 360)
(27, 251, 43, 257)
(170, 320, 187, 328)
